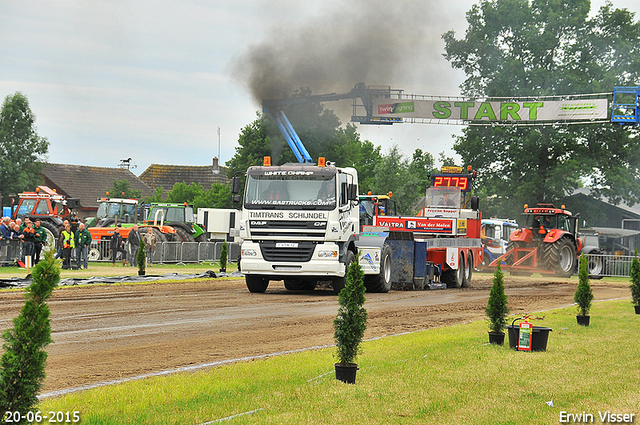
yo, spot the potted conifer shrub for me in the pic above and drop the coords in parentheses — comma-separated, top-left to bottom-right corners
(137, 238, 146, 276)
(486, 263, 509, 345)
(574, 253, 594, 326)
(333, 260, 367, 384)
(630, 250, 640, 314)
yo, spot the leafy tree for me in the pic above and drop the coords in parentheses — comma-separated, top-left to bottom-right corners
(145, 182, 232, 210)
(443, 1, 640, 218)
(0, 92, 49, 202)
(108, 179, 142, 200)
(0, 250, 59, 414)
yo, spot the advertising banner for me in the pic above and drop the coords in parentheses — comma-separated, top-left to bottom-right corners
(373, 98, 608, 122)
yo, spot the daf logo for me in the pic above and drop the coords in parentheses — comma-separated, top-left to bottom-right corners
(250, 221, 267, 226)
(313, 222, 324, 227)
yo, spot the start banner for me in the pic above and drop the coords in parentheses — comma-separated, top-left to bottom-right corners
(372, 98, 608, 122)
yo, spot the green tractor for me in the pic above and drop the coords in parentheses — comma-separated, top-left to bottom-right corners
(145, 203, 207, 242)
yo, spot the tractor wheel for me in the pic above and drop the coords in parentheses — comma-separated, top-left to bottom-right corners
(442, 251, 464, 288)
(364, 244, 392, 293)
(88, 246, 103, 261)
(543, 237, 577, 278)
(332, 250, 356, 294)
(174, 227, 196, 243)
(40, 221, 61, 254)
(284, 279, 317, 291)
(245, 275, 269, 293)
(195, 233, 208, 243)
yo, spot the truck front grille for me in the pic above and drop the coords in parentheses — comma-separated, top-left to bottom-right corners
(260, 241, 316, 262)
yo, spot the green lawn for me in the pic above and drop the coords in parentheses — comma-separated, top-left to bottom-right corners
(38, 299, 640, 425)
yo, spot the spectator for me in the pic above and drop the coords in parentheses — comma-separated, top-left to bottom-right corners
(110, 227, 126, 266)
(21, 220, 36, 266)
(127, 225, 141, 267)
(75, 222, 92, 269)
(143, 228, 158, 265)
(1, 217, 13, 267)
(59, 223, 75, 269)
(55, 219, 70, 259)
(33, 219, 47, 265)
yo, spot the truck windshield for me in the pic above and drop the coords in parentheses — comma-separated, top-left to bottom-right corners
(244, 173, 337, 210)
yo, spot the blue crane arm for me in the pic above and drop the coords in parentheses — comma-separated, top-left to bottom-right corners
(274, 110, 313, 163)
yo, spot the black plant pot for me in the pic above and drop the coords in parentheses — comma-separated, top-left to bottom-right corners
(488, 332, 505, 345)
(335, 363, 358, 384)
(634, 305, 640, 315)
(576, 315, 590, 326)
(138, 270, 145, 276)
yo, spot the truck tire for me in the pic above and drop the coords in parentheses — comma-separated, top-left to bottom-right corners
(462, 252, 473, 288)
(246, 275, 269, 293)
(364, 244, 392, 293)
(284, 279, 317, 291)
(442, 252, 464, 288)
(543, 237, 577, 278)
(332, 250, 356, 294)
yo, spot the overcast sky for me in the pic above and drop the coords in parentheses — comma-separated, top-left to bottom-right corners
(1, 0, 638, 176)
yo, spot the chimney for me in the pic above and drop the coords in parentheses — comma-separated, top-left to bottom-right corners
(212, 157, 220, 174)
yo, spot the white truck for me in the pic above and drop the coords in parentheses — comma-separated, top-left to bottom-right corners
(232, 159, 375, 294)
(480, 218, 519, 266)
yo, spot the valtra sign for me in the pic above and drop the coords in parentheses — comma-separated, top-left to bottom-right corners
(374, 98, 608, 122)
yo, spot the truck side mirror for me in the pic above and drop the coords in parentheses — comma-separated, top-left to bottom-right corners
(348, 184, 358, 201)
(232, 194, 242, 204)
(231, 176, 241, 195)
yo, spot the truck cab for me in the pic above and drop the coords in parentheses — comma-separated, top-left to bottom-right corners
(235, 160, 360, 294)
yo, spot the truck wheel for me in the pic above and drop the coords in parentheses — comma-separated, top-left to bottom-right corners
(332, 250, 356, 294)
(462, 252, 473, 288)
(482, 251, 492, 267)
(284, 279, 317, 291)
(364, 244, 392, 293)
(586, 251, 604, 279)
(442, 252, 464, 288)
(246, 275, 269, 293)
(543, 237, 577, 278)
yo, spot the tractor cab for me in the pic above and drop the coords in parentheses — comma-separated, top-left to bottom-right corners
(521, 204, 579, 241)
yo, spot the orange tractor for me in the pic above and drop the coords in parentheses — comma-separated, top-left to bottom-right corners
(491, 203, 582, 277)
(10, 186, 80, 252)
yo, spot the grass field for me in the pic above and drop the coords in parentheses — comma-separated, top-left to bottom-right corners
(36, 299, 640, 425)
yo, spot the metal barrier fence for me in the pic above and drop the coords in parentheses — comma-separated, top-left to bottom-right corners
(88, 241, 241, 265)
(585, 253, 636, 278)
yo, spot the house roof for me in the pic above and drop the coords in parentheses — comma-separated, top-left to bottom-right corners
(41, 163, 153, 210)
(139, 162, 230, 192)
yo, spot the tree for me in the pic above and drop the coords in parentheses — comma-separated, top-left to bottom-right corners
(144, 182, 232, 210)
(443, 1, 640, 217)
(108, 179, 142, 200)
(0, 250, 59, 414)
(0, 92, 49, 202)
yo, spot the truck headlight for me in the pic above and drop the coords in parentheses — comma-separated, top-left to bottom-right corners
(318, 250, 338, 258)
(242, 249, 257, 257)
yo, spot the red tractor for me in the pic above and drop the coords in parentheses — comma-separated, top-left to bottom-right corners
(492, 203, 582, 277)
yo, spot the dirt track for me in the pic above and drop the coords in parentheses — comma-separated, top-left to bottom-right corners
(0, 274, 631, 394)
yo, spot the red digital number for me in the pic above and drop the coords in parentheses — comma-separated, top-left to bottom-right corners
(433, 175, 470, 191)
